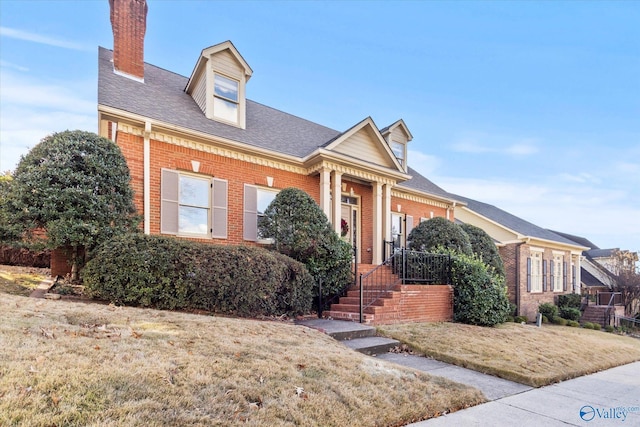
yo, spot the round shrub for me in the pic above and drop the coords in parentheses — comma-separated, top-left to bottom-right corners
(538, 303, 558, 320)
(551, 317, 568, 326)
(82, 234, 314, 317)
(567, 320, 580, 327)
(449, 252, 510, 326)
(582, 322, 595, 329)
(460, 223, 505, 278)
(604, 325, 615, 333)
(559, 307, 581, 322)
(514, 315, 528, 323)
(591, 323, 602, 331)
(259, 188, 353, 301)
(557, 294, 581, 309)
(408, 217, 472, 256)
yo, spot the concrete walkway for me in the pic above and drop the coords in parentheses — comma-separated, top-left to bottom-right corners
(409, 361, 640, 426)
(29, 276, 55, 298)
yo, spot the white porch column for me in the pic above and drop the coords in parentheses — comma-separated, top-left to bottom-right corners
(331, 171, 342, 234)
(372, 182, 383, 264)
(143, 121, 151, 235)
(382, 184, 392, 244)
(319, 168, 331, 221)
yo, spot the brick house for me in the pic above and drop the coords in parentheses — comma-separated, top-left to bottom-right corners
(66, 0, 465, 325)
(454, 195, 588, 320)
(95, 0, 461, 273)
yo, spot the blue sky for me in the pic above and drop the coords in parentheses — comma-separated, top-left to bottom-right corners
(1, 1, 638, 252)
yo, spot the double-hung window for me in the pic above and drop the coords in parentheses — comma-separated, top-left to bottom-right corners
(390, 140, 405, 167)
(213, 74, 239, 124)
(529, 251, 543, 293)
(243, 184, 278, 241)
(161, 169, 228, 238)
(552, 255, 563, 292)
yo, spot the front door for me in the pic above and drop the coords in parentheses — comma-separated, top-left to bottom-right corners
(340, 195, 360, 263)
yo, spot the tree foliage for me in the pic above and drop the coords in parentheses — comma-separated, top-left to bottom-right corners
(258, 188, 353, 300)
(408, 217, 473, 256)
(608, 249, 640, 316)
(460, 223, 505, 278)
(7, 130, 139, 277)
(0, 172, 22, 243)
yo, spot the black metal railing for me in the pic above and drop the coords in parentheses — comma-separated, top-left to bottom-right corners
(596, 291, 623, 306)
(359, 249, 451, 323)
(317, 244, 358, 318)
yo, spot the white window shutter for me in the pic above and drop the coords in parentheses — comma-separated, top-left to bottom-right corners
(161, 169, 179, 235)
(243, 184, 257, 241)
(211, 178, 228, 239)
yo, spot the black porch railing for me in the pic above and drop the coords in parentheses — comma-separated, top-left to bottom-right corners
(359, 249, 451, 323)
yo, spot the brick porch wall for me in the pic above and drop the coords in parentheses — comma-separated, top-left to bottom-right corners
(373, 284, 453, 325)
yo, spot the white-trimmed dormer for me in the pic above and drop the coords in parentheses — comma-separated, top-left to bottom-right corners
(185, 41, 253, 129)
(380, 119, 413, 173)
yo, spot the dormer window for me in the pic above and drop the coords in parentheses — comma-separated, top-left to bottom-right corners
(213, 74, 239, 123)
(390, 140, 405, 167)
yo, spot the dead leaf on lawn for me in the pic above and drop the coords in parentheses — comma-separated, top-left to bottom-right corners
(40, 327, 55, 339)
(130, 328, 142, 339)
(28, 365, 38, 373)
(94, 345, 101, 350)
(51, 394, 61, 406)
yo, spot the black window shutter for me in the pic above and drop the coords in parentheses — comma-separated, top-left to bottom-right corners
(563, 262, 568, 291)
(527, 257, 532, 292)
(542, 260, 547, 292)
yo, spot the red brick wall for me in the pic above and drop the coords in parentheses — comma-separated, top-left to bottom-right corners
(498, 243, 576, 321)
(374, 285, 453, 325)
(51, 248, 70, 277)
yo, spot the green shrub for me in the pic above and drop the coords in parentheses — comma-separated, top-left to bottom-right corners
(604, 325, 615, 333)
(259, 188, 352, 302)
(82, 234, 314, 317)
(567, 320, 580, 327)
(505, 316, 515, 323)
(558, 307, 581, 322)
(460, 223, 505, 278)
(407, 217, 473, 256)
(551, 317, 568, 326)
(582, 322, 595, 329)
(541, 315, 549, 323)
(538, 303, 558, 320)
(557, 294, 581, 309)
(514, 315, 528, 323)
(591, 323, 602, 331)
(449, 252, 510, 326)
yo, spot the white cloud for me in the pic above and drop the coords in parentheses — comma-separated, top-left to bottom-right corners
(450, 133, 539, 157)
(407, 150, 441, 176)
(0, 26, 90, 51)
(505, 142, 538, 156)
(0, 71, 96, 171)
(0, 60, 29, 72)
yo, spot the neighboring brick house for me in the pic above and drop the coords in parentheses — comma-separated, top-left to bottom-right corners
(96, 0, 461, 270)
(453, 195, 588, 320)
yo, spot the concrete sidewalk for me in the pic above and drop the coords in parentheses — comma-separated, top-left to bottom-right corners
(408, 361, 640, 426)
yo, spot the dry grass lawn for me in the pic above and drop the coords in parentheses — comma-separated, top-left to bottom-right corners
(378, 321, 640, 387)
(0, 265, 49, 296)
(0, 293, 484, 427)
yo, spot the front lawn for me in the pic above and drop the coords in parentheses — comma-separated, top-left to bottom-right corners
(0, 265, 49, 296)
(378, 322, 640, 387)
(0, 293, 484, 426)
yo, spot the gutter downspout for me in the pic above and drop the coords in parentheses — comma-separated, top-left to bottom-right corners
(143, 121, 151, 235)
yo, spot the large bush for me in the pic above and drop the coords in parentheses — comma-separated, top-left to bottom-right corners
(7, 130, 139, 279)
(259, 188, 353, 300)
(83, 234, 313, 317)
(559, 307, 581, 322)
(460, 223, 505, 278)
(408, 217, 472, 256)
(557, 293, 581, 309)
(449, 252, 510, 326)
(538, 303, 558, 320)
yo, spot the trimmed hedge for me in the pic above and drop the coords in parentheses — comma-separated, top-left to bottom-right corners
(449, 252, 510, 326)
(559, 307, 581, 322)
(538, 303, 558, 320)
(408, 217, 473, 256)
(82, 234, 314, 317)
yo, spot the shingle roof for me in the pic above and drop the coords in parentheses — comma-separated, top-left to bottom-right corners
(98, 47, 461, 205)
(98, 47, 340, 158)
(548, 230, 598, 251)
(399, 166, 460, 202)
(587, 248, 617, 258)
(453, 194, 581, 246)
(580, 268, 609, 288)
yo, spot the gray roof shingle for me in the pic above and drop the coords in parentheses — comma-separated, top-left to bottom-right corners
(453, 194, 581, 246)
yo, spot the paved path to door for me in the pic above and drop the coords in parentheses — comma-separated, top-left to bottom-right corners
(407, 361, 640, 426)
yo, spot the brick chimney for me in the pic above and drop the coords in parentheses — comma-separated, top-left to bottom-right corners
(109, 0, 147, 81)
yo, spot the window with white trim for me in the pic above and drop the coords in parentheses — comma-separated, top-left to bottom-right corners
(161, 169, 228, 238)
(553, 255, 563, 292)
(390, 140, 405, 167)
(243, 184, 279, 241)
(530, 251, 542, 293)
(213, 73, 239, 123)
